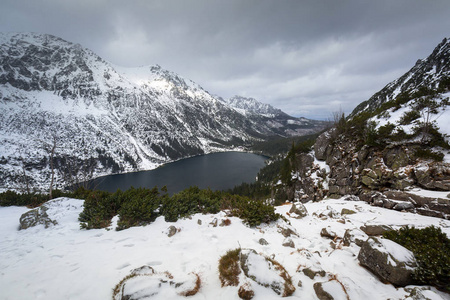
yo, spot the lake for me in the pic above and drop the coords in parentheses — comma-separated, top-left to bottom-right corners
(92, 152, 268, 195)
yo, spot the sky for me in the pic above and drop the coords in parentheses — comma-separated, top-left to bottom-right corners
(1, 0, 450, 120)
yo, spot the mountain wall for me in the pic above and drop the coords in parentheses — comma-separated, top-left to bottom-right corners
(0, 33, 327, 191)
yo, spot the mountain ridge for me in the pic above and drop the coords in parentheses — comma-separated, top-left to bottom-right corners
(0, 32, 328, 191)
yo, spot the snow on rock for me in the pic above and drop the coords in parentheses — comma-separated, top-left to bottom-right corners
(1, 197, 450, 299)
(358, 237, 417, 286)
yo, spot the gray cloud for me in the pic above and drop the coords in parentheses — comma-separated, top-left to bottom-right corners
(1, 0, 450, 119)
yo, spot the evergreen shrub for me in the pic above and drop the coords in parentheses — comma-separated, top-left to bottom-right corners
(383, 226, 450, 292)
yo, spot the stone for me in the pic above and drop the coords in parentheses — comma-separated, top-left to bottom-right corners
(197, 219, 202, 225)
(258, 238, 269, 245)
(313, 282, 334, 300)
(320, 227, 337, 239)
(341, 208, 356, 215)
(239, 249, 295, 297)
(342, 195, 360, 201)
(210, 218, 218, 227)
(289, 202, 308, 219)
(19, 204, 57, 230)
(358, 237, 417, 286)
(282, 238, 295, 248)
(302, 268, 326, 279)
(167, 225, 178, 237)
(360, 224, 393, 236)
(279, 226, 298, 238)
(393, 202, 415, 211)
(314, 130, 333, 160)
(343, 229, 368, 247)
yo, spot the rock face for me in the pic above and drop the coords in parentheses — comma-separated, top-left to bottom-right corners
(358, 237, 417, 287)
(19, 204, 57, 230)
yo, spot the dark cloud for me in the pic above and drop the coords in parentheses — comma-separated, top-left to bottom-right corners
(1, 0, 450, 119)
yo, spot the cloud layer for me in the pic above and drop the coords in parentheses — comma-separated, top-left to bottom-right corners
(1, 0, 450, 119)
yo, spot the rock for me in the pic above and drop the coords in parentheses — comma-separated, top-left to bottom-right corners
(297, 280, 302, 287)
(314, 130, 333, 160)
(302, 268, 326, 279)
(279, 226, 298, 237)
(219, 219, 231, 226)
(258, 238, 269, 245)
(360, 224, 393, 236)
(358, 237, 417, 286)
(282, 238, 295, 248)
(19, 204, 57, 230)
(313, 282, 334, 300)
(289, 202, 308, 218)
(167, 225, 178, 237)
(341, 208, 356, 215)
(210, 218, 218, 227)
(343, 229, 368, 247)
(197, 219, 202, 225)
(343, 195, 360, 201)
(239, 249, 295, 297)
(416, 208, 445, 219)
(393, 202, 415, 211)
(314, 281, 348, 300)
(320, 227, 337, 239)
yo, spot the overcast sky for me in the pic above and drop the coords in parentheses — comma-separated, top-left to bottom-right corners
(1, 0, 449, 119)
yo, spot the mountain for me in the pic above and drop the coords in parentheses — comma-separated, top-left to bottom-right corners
(351, 37, 450, 116)
(221, 95, 329, 137)
(0, 32, 327, 191)
(267, 37, 450, 219)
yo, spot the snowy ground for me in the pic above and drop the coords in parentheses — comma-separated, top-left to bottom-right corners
(1, 197, 449, 300)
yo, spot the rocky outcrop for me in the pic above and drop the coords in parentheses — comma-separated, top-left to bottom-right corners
(358, 237, 417, 287)
(19, 204, 57, 230)
(289, 202, 308, 218)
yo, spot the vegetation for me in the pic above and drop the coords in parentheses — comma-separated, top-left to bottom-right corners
(218, 248, 241, 287)
(0, 189, 74, 207)
(76, 186, 280, 230)
(383, 226, 450, 292)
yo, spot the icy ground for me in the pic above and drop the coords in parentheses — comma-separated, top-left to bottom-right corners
(0, 197, 449, 300)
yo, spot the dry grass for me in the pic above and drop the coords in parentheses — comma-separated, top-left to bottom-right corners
(222, 218, 231, 226)
(112, 273, 140, 300)
(328, 274, 350, 300)
(180, 273, 201, 296)
(238, 283, 255, 300)
(266, 257, 295, 297)
(218, 248, 241, 287)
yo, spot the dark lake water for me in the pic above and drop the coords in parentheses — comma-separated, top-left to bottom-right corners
(93, 152, 268, 195)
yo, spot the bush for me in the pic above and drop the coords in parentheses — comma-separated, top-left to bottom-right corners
(0, 189, 75, 207)
(161, 186, 221, 222)
(399, 110, 420, 125)
(414, 148, 444, 162)
(78, 190, 115, 229)
(116, 187, 162, 230)
(383, 226, 450, 292)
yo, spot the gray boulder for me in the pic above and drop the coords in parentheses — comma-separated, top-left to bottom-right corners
(289, 202, 308, 219)
(360, 224, 393, 236)
(19, 205, 57, 230)
(358, 237, 417, 286)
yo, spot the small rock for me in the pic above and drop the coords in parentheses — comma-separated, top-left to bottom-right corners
(393, 202, 415, 211)
(210, 218, 218, 227)
(302, 268, 326, 279)
(343, 195, 360, 201)
(279, 226, 298, 237)
(289, 202, 308, 218)
(167, 225, 178, 237)
(297, 280, 302, 287)
(320, 227, 337, 239)
(258, 238, 269, 245)
(313, 282, 334, 300)
(282, 238, 295, 248)
(341, 208, 356, 215)
(360, 224, 393, 236)
(197, 219, 202, 225)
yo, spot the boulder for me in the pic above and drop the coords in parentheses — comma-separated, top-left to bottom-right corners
(360, 224, 393, 236)
(313, 282, 334, 300)
(393, 202, 415, 211)
(358, 237, 417, 286)
(167, 225, 178, 237)
(343, 229, 368, 247)
(282, 238, 295, 248)
(314, 281, 348, 300)
(19, 204, 57, 230)
(314, 130, 333, 160)
(240, 249, 295, 297)
(320, 227, 337, 239)
(341, 208, 356, 215)
(289, 202, 308, 219)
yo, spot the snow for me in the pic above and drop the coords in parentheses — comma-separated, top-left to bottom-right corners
(1, 197, 449, 300)
(375, 238, 416, 268)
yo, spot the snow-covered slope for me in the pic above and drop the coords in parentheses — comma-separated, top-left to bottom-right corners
(0, 32, 327, 191)
(0, 197, 448, 299)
